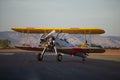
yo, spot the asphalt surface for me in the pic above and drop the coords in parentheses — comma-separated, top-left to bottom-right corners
(0, 53, 120, 80)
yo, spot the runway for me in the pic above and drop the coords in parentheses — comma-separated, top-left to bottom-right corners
(0, 53, 120, 80)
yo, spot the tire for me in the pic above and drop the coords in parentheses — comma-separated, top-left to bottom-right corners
(56, 54, 62, 62)
(37, 53, 43, 61)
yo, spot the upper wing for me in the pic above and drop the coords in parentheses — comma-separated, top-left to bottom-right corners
(11, 27, 105, 34)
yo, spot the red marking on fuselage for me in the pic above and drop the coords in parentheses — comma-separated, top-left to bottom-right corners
(72, 48, 85, 53)
(27, 46, 42, 51)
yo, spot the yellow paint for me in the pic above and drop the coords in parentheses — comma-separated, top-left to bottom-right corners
(81, 41, 87, 48)
(11, 27, 105, 34)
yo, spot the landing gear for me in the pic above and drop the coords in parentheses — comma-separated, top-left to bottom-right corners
(37, 53, 43, 61)
(37, 47, 47, 61)
(37, 35, 63, 62)
(56, 54, 62, 62)
(81, 53, 87, 61)
(82, 58, 86, 61)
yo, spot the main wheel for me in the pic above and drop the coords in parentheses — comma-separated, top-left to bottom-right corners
(37, 53, 43, 61)
(56, 54, 62, 62)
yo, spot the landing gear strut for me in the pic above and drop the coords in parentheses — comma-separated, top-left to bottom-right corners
(82, 53, 87, 61)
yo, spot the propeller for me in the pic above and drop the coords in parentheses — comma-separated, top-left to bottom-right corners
(40, 30, 56, 42)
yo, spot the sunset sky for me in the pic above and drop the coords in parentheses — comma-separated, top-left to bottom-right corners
(0, 0, 120, 36)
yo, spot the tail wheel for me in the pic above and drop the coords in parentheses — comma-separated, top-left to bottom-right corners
(82, 58, 86, 61)
(56, 54, 62, 62)
(37, 53, 43, 61)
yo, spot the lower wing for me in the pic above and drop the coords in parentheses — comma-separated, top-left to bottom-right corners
(15, 46, 44, 51)
(57, 47, 105, 53)
(15, 46, 105, 53)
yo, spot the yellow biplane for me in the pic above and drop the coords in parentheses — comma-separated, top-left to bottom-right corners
(11, 27, 105, 61)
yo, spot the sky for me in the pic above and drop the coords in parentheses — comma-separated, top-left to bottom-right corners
(0, 0, 120, 36)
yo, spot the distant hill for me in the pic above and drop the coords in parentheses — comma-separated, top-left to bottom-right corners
(0, 31, 120, 48)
